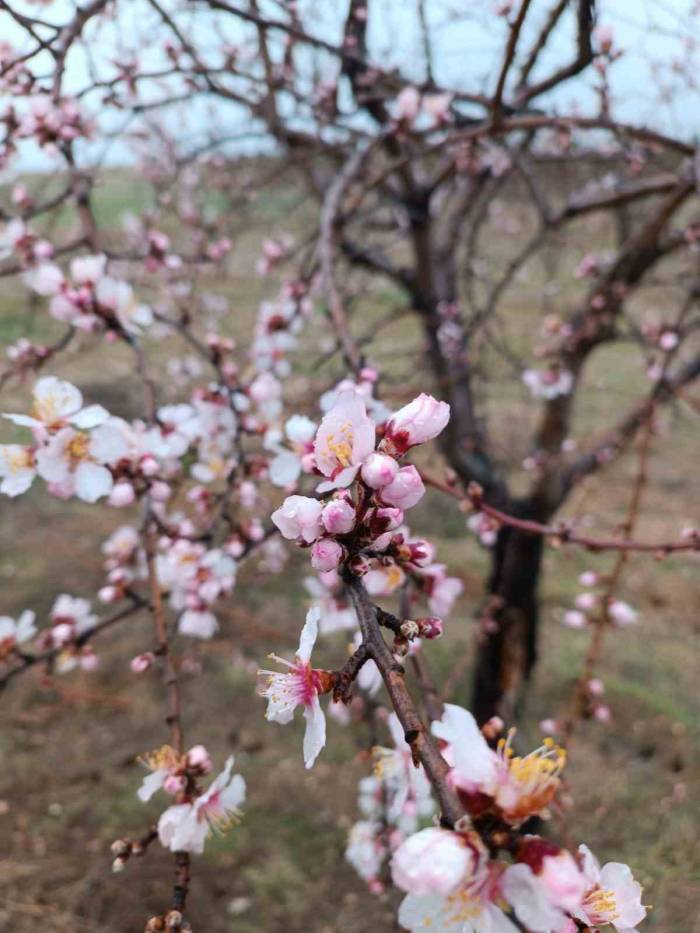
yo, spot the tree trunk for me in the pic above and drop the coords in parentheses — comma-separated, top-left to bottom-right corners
(471, 507, 545, 725)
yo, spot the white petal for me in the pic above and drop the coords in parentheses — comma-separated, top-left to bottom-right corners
(89, 423, 129, 464)
(0, 469, 35, 496)
(70, 404, 109, 429)
(303, 695, 326, 769)
(74, 462, 113, 502)
(269, 451, 301, 487)
(2, 413, 43, 428)
(297, 606, 320, 663)
(34, 376, 83, 419)
(16, 610, 37, 643)
(35, 446, 71, 483)
(137, 769, 167, 802)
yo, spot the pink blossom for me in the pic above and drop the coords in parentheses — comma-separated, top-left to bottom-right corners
(380, 466, 425, 509)
(608, 599, 638, 626)
(361, 452, 399, 488)
(178, 609, 219, 639)
(313, 390, 376, 491)
(157, 755, 245, 854)
(130, 652, 155, 673)
(0, 610, 36, 648)
(259, 608, 328, 768)
(321, 498, 356, 535)
(562, 610, 587, 629)
(271, 495, 323, 542)
(574, 845, 646, 930)
(0, 444, 36, 497)
(392, 828, 477, 898)
(383, 394, 450, 456)
(432, 705, 566, 824)
(108, 481, 136, 507)
(311, 538, 344, 572)
(503, 844, 586, 932)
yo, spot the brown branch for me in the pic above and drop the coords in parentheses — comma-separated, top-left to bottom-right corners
(563, 415, 656, 740)
(343, 573, 464, 828)
(0, 596, 147, 692)
(492, 0, 533, 124)
(145, 521, 184, 755)
(420, 472, 698, 555)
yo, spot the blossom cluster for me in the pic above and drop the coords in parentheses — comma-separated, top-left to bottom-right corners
(129, 744, 245, 856)
(346, 712, 435, 892)
(391, 705, 646, 932)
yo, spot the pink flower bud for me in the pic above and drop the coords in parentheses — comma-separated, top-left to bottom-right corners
(392, 827, 475, 897)
(51, 623, 74, 646)
(186, 744, 212, 773)
(416, 617, 443, 639)
(372, 532, 393, 551)
(311, 538, 344, 572)
(130, 652, 155, 673)
(407, 538, 434, 566)
(380, 466, 425, 509)
(374, 507, 404, 530)
(588, 678, 604, 696)
(321, 498, 356, 535)
(79, 649, 99, 671)
(140, 455, 160, 477)
(108, 481, 136, 508)
(150, 481, 171, 503)
(383, 394, 450, 455)
(562, 610, 587, 629)
(578, 571, 598, 587)
(163, 774, 186, 795)
(98, 585, 120, 603)
(361, 452, 399, 488)
(272, 495, 323, 543)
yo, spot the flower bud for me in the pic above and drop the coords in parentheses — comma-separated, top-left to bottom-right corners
(98, 585, 120, 604)
(372, 532, 393, 552)
(108, 481, 136, 508)
(391, 827, 474, 897)
(321, 498, 356, 535)
(361, 452, 399, 489)
(311, 538, 343, 572)
(130, 652, 155, 673)
(380, 466, 425, 510)
(383, 394, 450, 455)
(140, 455, 160, 477)
(416, 617, 443, 639)
(374, 507, 403, 530)
(271, 495, 323, 543)
(186, 744, 213, 773)
(150, 481, 171, 503)
(163, 774, 186, 795)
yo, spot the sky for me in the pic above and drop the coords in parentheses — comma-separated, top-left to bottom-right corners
(1, 0, 699, 171)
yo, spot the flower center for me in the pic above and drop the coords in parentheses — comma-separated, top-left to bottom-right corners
(498, 734, 565, 818)
(67, 432, 91, 462)
(585, 887, 619, 922)
(7, 448, 33, 472)
(325, 422, 354, 467)
(32, 394, 61, 425)
(141, 744, 181, 772)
